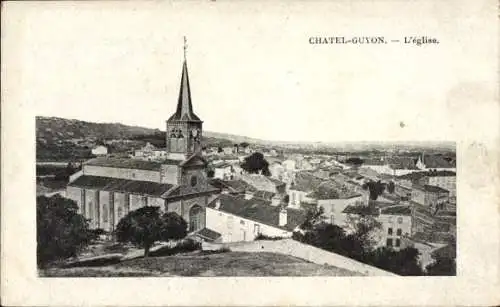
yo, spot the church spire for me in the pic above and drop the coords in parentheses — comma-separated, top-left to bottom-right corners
(167, 36, 201, 122)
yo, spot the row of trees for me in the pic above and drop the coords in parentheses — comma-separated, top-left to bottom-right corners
(293, 207, 455, 275)
(37, 195, 189, 267)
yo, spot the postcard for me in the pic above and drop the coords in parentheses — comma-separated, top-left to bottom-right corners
(1, 0, 499, 306)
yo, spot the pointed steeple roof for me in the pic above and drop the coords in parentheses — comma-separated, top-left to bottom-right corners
(168, 60, 202, 122)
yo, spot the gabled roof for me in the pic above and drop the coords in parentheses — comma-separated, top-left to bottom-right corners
(380, 205, 412, 216)
(208, 194, 307, 231)
(413, 184, 450, 193)
(167, 61, 202, 122)
(85, 157, 164, 171)
(68, 175, 173, 198)
(195, 228, 222, 242)
(84, 157, 182, 171)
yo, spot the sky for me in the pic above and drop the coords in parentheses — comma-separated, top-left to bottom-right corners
(13, 1, 498, 143)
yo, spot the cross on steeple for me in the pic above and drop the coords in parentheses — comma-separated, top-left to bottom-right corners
(183, 36, 187, 61)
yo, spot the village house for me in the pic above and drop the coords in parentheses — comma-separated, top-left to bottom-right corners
(238, 173, 286, 195)
(306, 180, 363, 225)
(133, 142, 168, 161)
(416, 153, 456, 172)
(66, 55, 219, 234)
(287, 171, 324, 209)
(205, 193, 307, 243)
(212, 162, 233, 180)
(342, 204, 412, 250)
(91, 145, 108, 156)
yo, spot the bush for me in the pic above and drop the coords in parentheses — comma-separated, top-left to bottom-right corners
(199, 247, 231, 255)
(254, 233, 285, 241)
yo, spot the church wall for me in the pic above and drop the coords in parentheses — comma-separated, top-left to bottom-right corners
(181, 196, 207, 230)
(180, 167, 208, 194)
(148, 197, 166, 213)
(83, 165, 161, 183)
(66, 186, 83, 214)
(85, 189, 100, 229)
(99, 191, 113, 232)
(167, 200, 182, 217)
(130, 194, 147, 211)
(113, 192, 128, 227)
(160, 165, 179, 185)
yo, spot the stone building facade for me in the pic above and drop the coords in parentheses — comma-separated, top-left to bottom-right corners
(66, 57, 219, 233)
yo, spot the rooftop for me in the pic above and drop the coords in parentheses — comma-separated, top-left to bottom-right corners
(380, 205, 412, 216)
(342, 205, 380, 216)
(208, 194, 307, 231)
(69, 175, 174, 198)
(413, 184, 450, 193)
(306, 180, 361, 200)
(85, 157, 180, 171)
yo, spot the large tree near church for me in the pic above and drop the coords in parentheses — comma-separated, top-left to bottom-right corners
(241, 152, 271, 176)
(115, 207, 187, 257)
(37, 195, 92, 267)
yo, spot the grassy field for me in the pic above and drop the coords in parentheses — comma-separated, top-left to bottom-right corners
(40, 251, 362, 277)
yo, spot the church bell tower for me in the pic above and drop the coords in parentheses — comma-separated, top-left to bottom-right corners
(166, 37, 203, 160)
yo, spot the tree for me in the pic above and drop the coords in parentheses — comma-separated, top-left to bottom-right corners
(115, 207, 187, 257)
(387, 181, 395, 193)
(345, 157, 364, 166)
(217, 146, 223, 153)
(239, 142, 250, 148)
(362, 180, 386, 200)
(365, 247, 424, 276)
(299, 206, 325, 231)
(426, 257, 456, 276)
(241, 152, 271, 176)
(37, 195, 92, 267)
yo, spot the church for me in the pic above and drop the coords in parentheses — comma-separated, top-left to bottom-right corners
(66, 51, 219, 234)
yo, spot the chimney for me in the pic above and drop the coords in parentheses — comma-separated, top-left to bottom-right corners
(271, 195, 281, 206)
(215, 198, 221, 210)
(244, 190, 254, 200)
(279, 207, 288, 227)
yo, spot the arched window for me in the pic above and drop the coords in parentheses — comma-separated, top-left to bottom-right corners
(189, 205, 203, 232)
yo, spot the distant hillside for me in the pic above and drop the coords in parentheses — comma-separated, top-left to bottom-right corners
(36, 116, 161, 142)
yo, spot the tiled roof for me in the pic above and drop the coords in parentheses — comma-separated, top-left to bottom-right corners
(208, 194, 307, 231)
(380, 205, 411, 216)
(342, 205, 380, 216)
(397, 170, 456, 181)
(69, 175, 173, 197)
(208, 179, 257, 193)
(423, 155, 456, 169)
(413, 184, 450, 193)
(290, 171, 324, 192)
(306, 180, 361, 200)
(85, 157, 179, 171)
(254, 190, 276, 200)
(195, 228, 222, 241)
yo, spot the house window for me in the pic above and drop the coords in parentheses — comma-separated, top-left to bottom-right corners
(395, 239, 401, 247)
(397, 228, 402, 236)
(386, 238, 393, 247)
(254, 224, 260, 234)
(388, 227, 393, 235)
(240, 220, 245, 225)
(397, 217, 403, 224)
